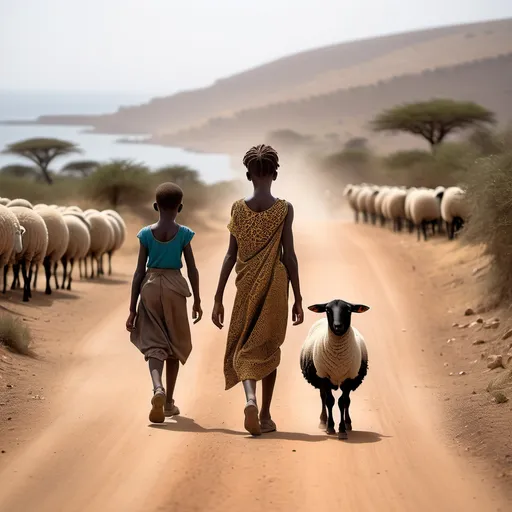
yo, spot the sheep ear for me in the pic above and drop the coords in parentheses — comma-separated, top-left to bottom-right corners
(351, 304, 370, 313)
(308, 303, 327, 313)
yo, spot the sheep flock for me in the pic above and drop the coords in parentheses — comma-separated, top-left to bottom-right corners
(343, 184, 470, 242)
(0, 197, 127, 302)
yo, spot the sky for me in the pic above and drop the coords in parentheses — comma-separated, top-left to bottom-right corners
(1, 0, 511, 95)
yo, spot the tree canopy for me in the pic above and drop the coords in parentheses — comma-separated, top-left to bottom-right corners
(61, 160, 99, 178)
(86, 159, 150, 208)
(2, 138, 81, 184)
(371, 99, 495, 150)
(0, 164, 39, 179)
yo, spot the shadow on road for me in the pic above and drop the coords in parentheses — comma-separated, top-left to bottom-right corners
(149, 416, 387, 444)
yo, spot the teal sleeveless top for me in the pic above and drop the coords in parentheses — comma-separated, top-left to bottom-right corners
(137, 225, 195, 270)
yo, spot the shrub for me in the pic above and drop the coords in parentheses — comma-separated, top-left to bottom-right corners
(0, 315, 32, 355)
(464, 151, 512, 304)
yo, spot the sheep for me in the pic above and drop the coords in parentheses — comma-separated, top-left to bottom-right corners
(356, 186, 374, 223)
(300, 299, 370, 440)
(101, 213, 123, 276)
(0, 205, 25, 294)
(441, 186, 469, 240)
(7, 199, 34, 209)
(364, 186, 380, 225)
(86, 213, 114, 278)
(102, 210, 126, 275)
(59, 213, 91, 290)
(374, 186, 392, 227)
(0, 198, 11, 206)
(343, 184, 362, 223)
(410, 189, 443, 241)
(66, 205, 83, 214)
(31, 207, 70, 294)
(7, 206, 48, 302)
(384, 188, 407, 232)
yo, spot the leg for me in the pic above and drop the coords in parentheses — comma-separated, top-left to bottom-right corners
(96, 256, 101, 278)
(54, 261, 60, 290)
(164, 358, 180, 416)
(79, 258, 83, 279)
(90, 254, 95, 279)
(43, 257, 52, 295)
(61, 257, 67, 289)
(21, 260, 30, 302)
(108, 251, 112, 276)
(260, 369, 277, 421)
(67, 258, 74, 290)
(397, 217, 402, 232)
(33, 264, 38, 290)
(3, 265, 8, 294)
(11, 263, 18, 290)
(319, 388, 327, 430)
(148, 357, 165, 423)
(354, 211, 359, 223)
(337, 390, 351, 440)
(324, 386, 336, 435)
(27, 263, 33, 298)
(242, 379, 261, 436)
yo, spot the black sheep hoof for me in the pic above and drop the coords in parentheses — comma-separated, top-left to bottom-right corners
(319, 421, 327, 431)
(326, 426, 336, 435)
(338, 431, 348, 440)
(345, 422, 352, 431)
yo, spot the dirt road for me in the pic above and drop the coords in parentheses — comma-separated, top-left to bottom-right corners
(0, 222, 507, 511)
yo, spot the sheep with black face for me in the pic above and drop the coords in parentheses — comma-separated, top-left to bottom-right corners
(300, 299, 370, 440)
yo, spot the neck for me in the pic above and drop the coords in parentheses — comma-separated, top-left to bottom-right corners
(158, 212, 178, 223)
(252, 182, 273, 195)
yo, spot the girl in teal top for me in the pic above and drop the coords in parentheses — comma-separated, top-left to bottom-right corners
(127, 182, 202, 424)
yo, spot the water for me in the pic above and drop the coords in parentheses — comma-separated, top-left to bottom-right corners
(0, 91, 236, 184)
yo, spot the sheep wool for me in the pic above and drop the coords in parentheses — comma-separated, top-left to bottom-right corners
(63, 214, 91, 261)
(441, 186, 469, 223)
(410, 190, 440, 225)
(87, 213, 114, 258)
(7, 198, 34, 209)
(301, 317, 365, 387)
(0, 198, 11, 206)
(37, 207, 70, 264)
(0, 205, 25, 268)
(9, 206, 49, 266)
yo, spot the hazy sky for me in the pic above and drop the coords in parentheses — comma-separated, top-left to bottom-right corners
(1, 0, 511, 95)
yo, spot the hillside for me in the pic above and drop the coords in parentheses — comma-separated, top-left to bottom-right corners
(22, 17, 512, 153)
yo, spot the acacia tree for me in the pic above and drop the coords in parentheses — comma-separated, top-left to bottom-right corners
(371, 99, 495, 151)
(0, 164, 39, 179)
(87, 159, 150, 208)
(61, 160, 99, 178)
(2, 138, 80, 184)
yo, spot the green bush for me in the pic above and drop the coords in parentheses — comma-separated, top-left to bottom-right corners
(0, 315, 32, 355)
(464, 151, 512, 304)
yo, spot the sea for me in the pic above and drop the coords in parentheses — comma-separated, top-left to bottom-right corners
(0, 91, 236, 184)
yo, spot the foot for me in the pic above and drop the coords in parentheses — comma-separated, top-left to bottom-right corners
(244, 400, 261, 436)
(149, 388, 166, 424)
(164, 399, 180, 417)
(259, 417, 276, 434)
(319, 421, 327, 431)
(326, 425, 336, 435)
(338, 431, 348, 440)
(344, 421, 352, 431)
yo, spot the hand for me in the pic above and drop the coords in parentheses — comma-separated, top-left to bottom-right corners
(212, 301, 224, 329)
(126, 311, 137, 332)
(292, 300, 304, 326)
(192, 301, 203, 324)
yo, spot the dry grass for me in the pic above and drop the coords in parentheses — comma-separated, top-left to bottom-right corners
(0, 314, 32, 355)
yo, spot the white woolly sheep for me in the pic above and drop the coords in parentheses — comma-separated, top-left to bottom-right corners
(0, 205, 26, 294)
(343, 184, 362, 223)
(410, 189, 443, 241)
(86, 213, 114, 278)
(356, 186, 375, 224)
(8, 206, 49, 302)
(441, 186, 469, 240)
(383, 188, 407, 232)
(0, 198, 11, 206)
(59, 213, 92, 290)
(374, 186, 392, 226)
(101, 214, 123, 276)
(300, 299, 370, 440)
(364, 186, 380, 225)
(32, 207, 70, 295)
(7, 199, 34, 209)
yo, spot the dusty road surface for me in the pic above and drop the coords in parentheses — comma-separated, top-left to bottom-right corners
(0, 221, 508, 512)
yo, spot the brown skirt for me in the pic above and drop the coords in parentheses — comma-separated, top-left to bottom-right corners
(130, 268, 192, 364)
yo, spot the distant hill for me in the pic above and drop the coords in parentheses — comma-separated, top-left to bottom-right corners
(27, 17, 512, 153)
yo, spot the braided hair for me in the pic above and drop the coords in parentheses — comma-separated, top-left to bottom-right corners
(242, 144, 280, 177)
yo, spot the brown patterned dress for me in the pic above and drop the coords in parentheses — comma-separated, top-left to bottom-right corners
(224, 199, 290, 390)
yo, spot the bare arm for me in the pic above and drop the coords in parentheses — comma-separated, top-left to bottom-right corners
(214, 234, 238, 303)
(183, 242, 200, 305)
(282, 203, 301, 302)
(129, 242, 148, 313)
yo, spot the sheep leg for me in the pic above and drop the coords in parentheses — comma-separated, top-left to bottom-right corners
(61, 257, 68, 289)
(322, 384, 336, 435)
(341, 386, 352, 431)
(90, 254, 95, 279)
(362, 211, 368, 224)
(354, 211, 359, 223)
(337, 394, 348, 440)
(43, 257, 52, 295)
(421, 221, 428, 242)
(53, 261, 60, 290)
(96, 256, 101, 278)
(11, 263, 19, 290)
(379, 215, 386, 227)
(370, 213, 376, 225)
(21, 260, 30, 303)
(3, 265, 8, 294)
(319, 388, 327, 430)
(108, 251, 112, 276)
(32, 265, 38, 290)
(67, 258, 74, 291)
(79, 258, 82, 279)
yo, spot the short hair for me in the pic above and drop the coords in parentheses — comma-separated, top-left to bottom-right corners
(155, 182, 183, 210)
(242, 144, 280, 177)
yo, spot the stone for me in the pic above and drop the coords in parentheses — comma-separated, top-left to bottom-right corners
(491, 391, 508, 404)
(459, 371, 467, 376)
(473, 340, 486, 345)
(476, 318, 484, 324)
(502, 329, 512, 341)
(460, 324, 470, 329)
(487, 355, 504, 370)
(452, 322, 459, 328)
(465, 308, 475, 316)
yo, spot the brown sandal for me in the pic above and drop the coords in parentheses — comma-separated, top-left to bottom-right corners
(149, 388, 166, 423)
(244, 400, 262, 436)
